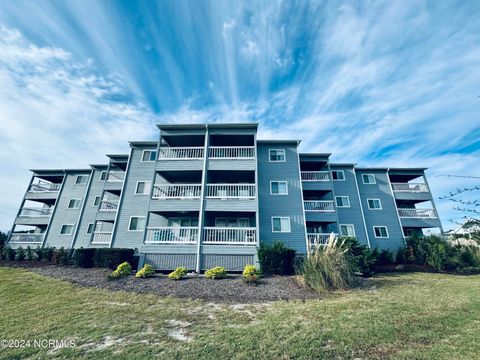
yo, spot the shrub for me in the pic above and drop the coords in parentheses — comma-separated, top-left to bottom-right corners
(41, 247, 54, 262)
(342, 238, 378, 277)
(258, 241, 296, 275)
(109, 262, 132, 279)
(205, 266, 227, 279)
(242, 264, 261, 284)
(94, 248, 135, 269)
(73, 248, 96, 268)
(378, 249, 394, 265)
(52, 247, 70, 265)
(0, 231, 6, 255)
(25, 246, 35, 261)
(3, 246, 15, 261)
(136, 264, 156, 278)
(15, 247, 26, 261)
(298, 234, 356, 292)
(33, 246, 43, 261)
(168, 267, 188, 280)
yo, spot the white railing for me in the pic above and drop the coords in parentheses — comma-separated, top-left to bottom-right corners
(106, 171, 125, 182)
(203, 227, 256, 245)
(29, 183, 61, 192)
(304, 200, 335, 212)
(391, 183, 429, 192)
(19, 207, 53, 217)
(91, 231, 112, 244)
(145, 227, 198, 244)
(208, 146, 255, 159)
(205, 184, 256, 199)
(398, 208, 437, 218)
(99, 200, 119, 211)
(301, 171, 330, 182)
(157, 147, 204, 160)
(307, 233, 332, 248)
(9, 233, 44, 243)
(152, 184, 202, 199)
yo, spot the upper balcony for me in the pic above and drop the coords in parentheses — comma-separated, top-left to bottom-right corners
(301, 171, 330, 182)
(299, 155, 332, 191)
(207, 134, 256, 170)
(303, 197, 337, 222)
(389, 170, 431, 201)
(25, 179, 62, 201)
(15, 207, 53, 226)
(157, 132, 206, 171)
(397, 207, 441, 228)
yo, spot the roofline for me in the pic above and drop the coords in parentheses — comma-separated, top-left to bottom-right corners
(106, 154, 130, 158)
(299, 153, 332, 157)
(30, 168, 91, 173)
(90, 164, 109, 169)
(355, 167, 428, 171)
(157, 123, 258, 130)
(257, 139, 301, 145)
(128, 141, 158, 146)
(330, 163, 357, 167)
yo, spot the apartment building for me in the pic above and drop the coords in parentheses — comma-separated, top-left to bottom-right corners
(7, 123, 443, 271)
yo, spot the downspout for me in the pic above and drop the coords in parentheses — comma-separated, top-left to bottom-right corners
(254, 133, 260, 261)
(353, 166, 371, 248)
(295, 145, 309, 255)
(41, 171, 68, 249)
(70, 169, 94, 249)
(7, 173, 34, 244)
(196, 124, 209, 273)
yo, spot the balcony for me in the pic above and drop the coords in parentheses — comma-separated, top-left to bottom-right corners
(28, 183, 61, 192)
(392, 183, 429, 193)
(145, 227, 198, 244)
(301, 171, 330, 182)
(152, 184, 202, 199)
(99, 200, 119, 212)
(203, 227, 256, 245)
(398, 208, 437, 218)
(157, 147, 204, 160)
(106, 171, 125, 182)
(208, 146, 255, 159)
(9, 233, 44, 244)
(205, 184, 255, 199)
(19, 207, 53, 217)
(91, 231, 111, 244)
(304, 200, 335, 212)
(307, 233, 331, 248)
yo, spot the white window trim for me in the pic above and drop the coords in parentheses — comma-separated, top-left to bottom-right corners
(141, 150, 156, 162)
(270, 181, 288, 195)
(335, 196, 350, 208)
(60, 224, 74, 235)
(332, 170, 345, 181)
(75, 175, 88, 184)
(100, 171, 107, 181)
(373, 226, 389, 238)
(269, 149, 286, 163)
(86, 223, 94, 235)
(67, 198, 81, 209)
(362, 174, 376, 184)
(93, 196, 101, 207)
(271, 216, 291, 233)
(339, 224, 356, 237)
(367, 198, 382, 210)
(128, 216, 146, 232)
(135, 181, 152, 195)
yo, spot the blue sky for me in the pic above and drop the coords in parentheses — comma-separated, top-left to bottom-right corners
(0, 0, 479, 231)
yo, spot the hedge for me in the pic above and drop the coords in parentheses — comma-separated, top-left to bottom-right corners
(258, 241, 296, 275)
(73, 248, 96, 267)
(93, 248, 135, 269)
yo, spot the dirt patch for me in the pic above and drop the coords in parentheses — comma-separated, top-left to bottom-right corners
(0, 261, 323, 303)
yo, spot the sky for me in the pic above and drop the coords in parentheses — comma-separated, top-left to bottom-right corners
(0, 0, 479, 232)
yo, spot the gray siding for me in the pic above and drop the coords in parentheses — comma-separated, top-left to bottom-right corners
(257, 143, 306, 253)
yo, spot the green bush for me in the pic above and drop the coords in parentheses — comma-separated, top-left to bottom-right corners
(94, 248, 135, 269)
(0, 231, 6, 255)
(258, 241, 296, 275)
(41, 247, 55, 262)
(242, 264, 261, 284)
(378, 249, 394, 265)
(342, 238, 378, 277)
(136, 264, 156, 278)
(73, 248, 96, 267)
(52, 247, 70, 265)
(3, 246, 15, 261)
(168, 267, 188, 280)
(109, 262, 132, 279)
(298, 235, 356, 292)
(25, 246, 35, 261)
(15, 247, 26, 261)
(205, 266, 227, 279)
(33, 246, 43, 261)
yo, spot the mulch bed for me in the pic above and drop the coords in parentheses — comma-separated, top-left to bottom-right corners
(0, 261, 323, 303)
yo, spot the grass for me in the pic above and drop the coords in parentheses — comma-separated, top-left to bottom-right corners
(1, 267, 480, 359)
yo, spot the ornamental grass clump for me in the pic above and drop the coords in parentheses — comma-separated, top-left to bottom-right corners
(109, 262, 132, 280)
(299, 233, 356, 292)
(205, 266, 227, 279)
(136, 264, 156, 278)
(242, 264, 261, 284)
(168, 267, 188, 280)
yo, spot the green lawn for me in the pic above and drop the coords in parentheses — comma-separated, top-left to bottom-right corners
(1, 267, 480, 359)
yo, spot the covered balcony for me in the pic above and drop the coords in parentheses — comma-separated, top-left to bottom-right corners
(157, 133, 205, 161)
(202, 212, 256, 245)
(151, 171, 202, 211)
(389, 171, 431, 201)
(303, 190, 336, 222)
(396, 199, 441, 229)
(300, 155, 332, 190)
(91, 220, 114, 244)
(207, 134, 256, 170)
(9, 225, 46, 244)
(25, 173, 64, 202)
(306, 222, 337, 250)
(145, 212, 199, 244)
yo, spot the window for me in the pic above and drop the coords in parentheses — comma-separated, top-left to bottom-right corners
(100, 171, 107, 181)
(128, 216, 146, 231)
(373, 226, 389, 238)
(60, 224, 74, 235)
(331, 170, 345, 181)
(93, 196, 101, 207)
(135, 181, 152, 195)
(68, 199, 81, 209)
(75, 175, 88, 184)
(340, 224, 355, 237)
(335, 196, 350, 207)
(271, 217, 291, 232)
(362, 174, 376, 184)
(86, 223, 94, 234)
(367, 198, 382, 210)
(269, 149, 286, 162)
(270, 181, 288, 195)
(142, 150, 157, 162)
